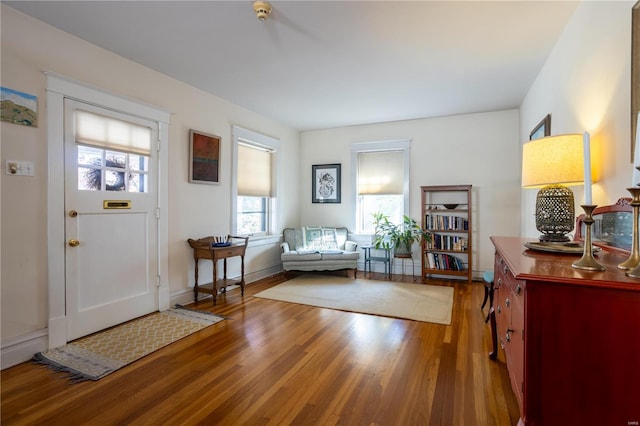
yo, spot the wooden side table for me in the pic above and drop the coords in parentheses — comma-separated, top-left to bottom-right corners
(187, 235, 249, 305)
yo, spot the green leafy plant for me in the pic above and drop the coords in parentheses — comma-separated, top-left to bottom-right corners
(372, 212, 430, 254)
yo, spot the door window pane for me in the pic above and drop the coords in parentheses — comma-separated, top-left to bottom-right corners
(78, 145, 103, 167)
(77, 144, 150, 192)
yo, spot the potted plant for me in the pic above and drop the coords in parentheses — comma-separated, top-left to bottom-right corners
(372, 212, 430, 256)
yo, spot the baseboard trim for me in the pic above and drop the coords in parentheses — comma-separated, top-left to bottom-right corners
(171, 264, 283, 307)
(1, 329, 48, 370)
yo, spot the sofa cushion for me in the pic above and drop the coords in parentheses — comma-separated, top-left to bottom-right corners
(281, 251, 322, 262)
(320, 251, 360, 261)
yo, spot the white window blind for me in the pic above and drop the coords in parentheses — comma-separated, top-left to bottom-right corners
(358, 150, 404, 195)
(238, 143, 272, 197)
(75, 110, 152, 155)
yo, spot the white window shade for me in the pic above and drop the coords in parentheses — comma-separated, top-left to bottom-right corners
(238, 143, 272, 197)
(358, 150, 404, 195)
(76, 110, 152, 155)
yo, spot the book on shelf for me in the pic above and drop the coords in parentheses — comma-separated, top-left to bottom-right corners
(425, 252, 466, 271)
(426, 234, 468, 251)
(425, 214, 469, 231)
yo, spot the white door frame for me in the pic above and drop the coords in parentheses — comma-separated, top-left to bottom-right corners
(46, 72, 171, 349)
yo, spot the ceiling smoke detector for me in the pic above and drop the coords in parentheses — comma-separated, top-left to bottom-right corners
(253, 1, 272, 21)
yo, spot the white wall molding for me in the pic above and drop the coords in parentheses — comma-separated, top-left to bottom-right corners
(1, 329, 48, 370)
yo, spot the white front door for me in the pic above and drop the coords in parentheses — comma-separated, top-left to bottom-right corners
(64, 99, 159, 340)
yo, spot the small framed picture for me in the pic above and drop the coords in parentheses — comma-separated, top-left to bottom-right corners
(312, 163, 341, 203)
(189, 129, 220, 184)
(0, 87, 37, 127)
(529, 114, 551, 140)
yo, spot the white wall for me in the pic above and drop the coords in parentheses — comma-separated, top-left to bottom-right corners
(520, 1, 635, 237)
(0, 5, 300, 364)
(300, 110, 522, 277)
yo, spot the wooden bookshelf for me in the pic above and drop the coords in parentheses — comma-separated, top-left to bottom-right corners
(421, 185, 472, 283)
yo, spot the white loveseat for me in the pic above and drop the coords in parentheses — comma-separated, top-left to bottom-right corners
(280, 227, 359, 277)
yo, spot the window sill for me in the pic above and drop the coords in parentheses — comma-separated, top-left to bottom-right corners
(245, 234, 282, 248)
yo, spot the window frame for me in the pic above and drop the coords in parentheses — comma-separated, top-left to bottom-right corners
(231, 125, 280, 237)
(351, 139, 411, 235)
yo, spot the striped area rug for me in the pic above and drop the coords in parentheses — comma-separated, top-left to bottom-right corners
(33, 306, 224, 381)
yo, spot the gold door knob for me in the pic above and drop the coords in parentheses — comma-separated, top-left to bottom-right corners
(68, 239, 80, 247)
(69, 210, 78, 217)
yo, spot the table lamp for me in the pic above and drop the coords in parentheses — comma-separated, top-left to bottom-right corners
(522, 134, 584, 242)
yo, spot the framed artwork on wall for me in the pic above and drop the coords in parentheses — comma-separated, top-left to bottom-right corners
(632, 1, 639, 161)
(530, 114, 551, 140)
(0, 86, 37, 127)
(312, 163, 341, 203)
(189, 129, 220, 184)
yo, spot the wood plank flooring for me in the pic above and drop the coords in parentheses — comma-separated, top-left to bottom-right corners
(1, 272, 520, 425)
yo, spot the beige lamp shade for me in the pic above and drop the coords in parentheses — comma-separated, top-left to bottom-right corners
(522, 134, 585, 188)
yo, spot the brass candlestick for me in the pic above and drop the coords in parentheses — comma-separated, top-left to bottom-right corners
(572, 205, 606, 271)
(619, 187, 640, 270)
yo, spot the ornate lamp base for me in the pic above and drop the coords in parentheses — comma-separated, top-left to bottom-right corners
(572, 205, 606, 271)
(535, 184, 575, 243)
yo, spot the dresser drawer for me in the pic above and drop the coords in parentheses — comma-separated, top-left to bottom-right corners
(493, 251, 525, 415)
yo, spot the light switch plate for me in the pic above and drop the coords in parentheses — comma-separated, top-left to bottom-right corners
(6, 160, 34, 176)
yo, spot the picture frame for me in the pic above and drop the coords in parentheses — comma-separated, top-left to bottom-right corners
(0, 86, 37, 127)
(632, 1, 639, 161)
(529, 114, 551, 140)
(312, 163, 341, 203)
(189, 129, 221, 184)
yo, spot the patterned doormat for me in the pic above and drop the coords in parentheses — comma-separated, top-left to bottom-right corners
(33, 306, 225, 382)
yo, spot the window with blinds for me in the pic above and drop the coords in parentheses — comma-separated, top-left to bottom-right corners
(75, 110, 152, 192)
(237, 143, 272, 198)
(358, 151, 404, 195)
(352, 139, 411, 234)
(233, 124, 280, 236)
(237, 143, 273, 235)
(357, 150, 404, 233)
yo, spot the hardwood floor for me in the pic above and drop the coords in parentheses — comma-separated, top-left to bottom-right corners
(1, 272, 520, 425)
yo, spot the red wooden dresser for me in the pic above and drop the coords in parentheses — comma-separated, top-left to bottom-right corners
(490, 236, 640, 426)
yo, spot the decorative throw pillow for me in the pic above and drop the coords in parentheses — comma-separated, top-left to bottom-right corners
(300, 226, 338, 251)
(302, 227, 324, 250)
(320, 227, 338, 250)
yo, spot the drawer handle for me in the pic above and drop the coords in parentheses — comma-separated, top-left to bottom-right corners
(505, 298, 510, 307)
(497, 278, 502, 288)
(506, 328, 514, 342)
(497, 305, 501, 314)
(516, 284, 522, 295)
(503, 265, 509, 274)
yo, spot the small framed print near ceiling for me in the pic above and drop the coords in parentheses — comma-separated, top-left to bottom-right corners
(530, 114, 551, 140)
(189, 129, 220, 184)
(312, 163, 341, 204)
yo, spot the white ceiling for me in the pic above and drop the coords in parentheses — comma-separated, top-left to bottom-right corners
(5, 1, 579, 131)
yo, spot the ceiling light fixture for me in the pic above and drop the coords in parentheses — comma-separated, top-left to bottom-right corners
(253, 1, 272, 21)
